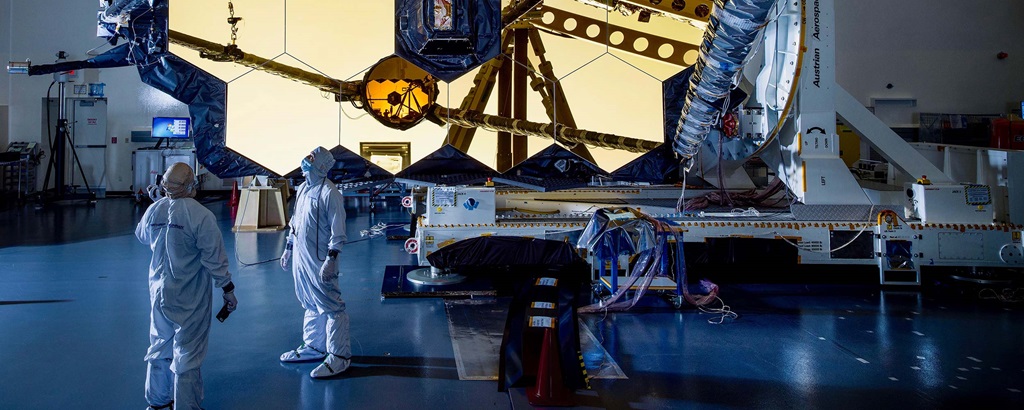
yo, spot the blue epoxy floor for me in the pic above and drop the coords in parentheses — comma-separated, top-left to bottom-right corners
(1, 198, 1022, 409)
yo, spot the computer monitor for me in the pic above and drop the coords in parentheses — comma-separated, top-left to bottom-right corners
(152, 117, 191, 139)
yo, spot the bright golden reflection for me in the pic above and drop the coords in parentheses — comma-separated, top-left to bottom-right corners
(363, 56, 438, 130)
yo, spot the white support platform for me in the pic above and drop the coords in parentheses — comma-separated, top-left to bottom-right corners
(409, 186, 1024, 286)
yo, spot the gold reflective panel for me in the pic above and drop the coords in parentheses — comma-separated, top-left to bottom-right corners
(164, 0, 704, 174)
(362, 56, 439, 130)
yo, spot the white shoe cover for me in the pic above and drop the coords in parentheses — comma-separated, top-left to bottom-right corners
(280, 344, 326, 363)
(310, 354, 351, 379)
(146, 402, 173, 410)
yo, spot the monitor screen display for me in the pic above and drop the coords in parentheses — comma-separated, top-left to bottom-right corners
(152, 117, 191, 139)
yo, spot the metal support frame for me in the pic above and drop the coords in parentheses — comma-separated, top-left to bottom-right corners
(759, 0, 954, 204)
(168, 30, 359, 99)
(617, 0, 715, 22)
(497, 48, 513, 171)
(762, 0, 868, 205)
(446, 27, 596, 162)
(434, 107, 659, 152)
(531, 5, 700, 67)
(53, 81, 68, 196)
(446, 34, 513, 151)
(835, 89, 951, 184)
(40, 77, 95, 202)
(513, 28, 529, 166)
(589, 227, 687, 295)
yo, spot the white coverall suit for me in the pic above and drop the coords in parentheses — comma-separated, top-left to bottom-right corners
(136, 196, 232, 409)
(284, 147, 352, 376)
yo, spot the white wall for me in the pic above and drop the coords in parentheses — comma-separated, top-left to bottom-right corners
(0, 0, 9, 106)
(1, 0, 10, 148)
(5, 0, 187, 193)
(0, 106, 8, 149)
(836, 0, 1024, 121)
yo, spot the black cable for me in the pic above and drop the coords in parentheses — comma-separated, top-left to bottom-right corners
(341, 236, 374, 245)
(236, 255, 281, 267)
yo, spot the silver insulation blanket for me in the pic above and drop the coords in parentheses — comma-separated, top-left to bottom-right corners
(673, 0, 776, 167)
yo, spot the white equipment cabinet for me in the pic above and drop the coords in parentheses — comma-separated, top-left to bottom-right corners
(44, 97, 108, 196)
(905, 183, 993, 224)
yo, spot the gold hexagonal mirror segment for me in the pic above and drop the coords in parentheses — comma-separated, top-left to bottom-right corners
(361, 56, 439, 131)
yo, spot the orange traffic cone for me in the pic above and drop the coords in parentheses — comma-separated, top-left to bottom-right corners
(527, 327, 574, 406)
(229, 180, 240, 219)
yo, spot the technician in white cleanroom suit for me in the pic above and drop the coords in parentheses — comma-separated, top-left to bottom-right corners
(279, 146, 352, 379)
(136, 162, 237, 410)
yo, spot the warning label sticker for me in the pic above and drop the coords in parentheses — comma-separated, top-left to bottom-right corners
(529, 316, 555, 328)
(535, 278, 558, 287)
(530, 302, 555, 310)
